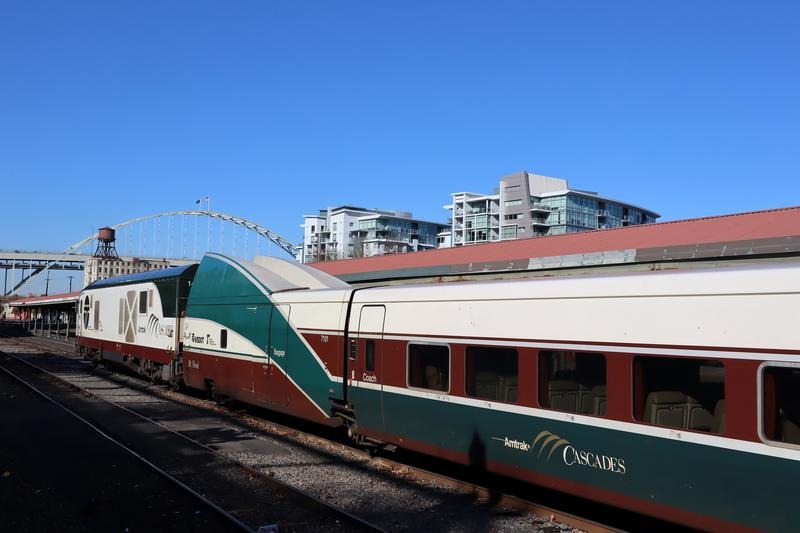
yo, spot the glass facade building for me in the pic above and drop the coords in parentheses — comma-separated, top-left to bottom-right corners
(299, 206, 447, 262)
(446, 172, 659, 246)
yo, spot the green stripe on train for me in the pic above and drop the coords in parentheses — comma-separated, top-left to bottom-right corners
(366, 388, 791, 531)
(187, 255, 336, 412)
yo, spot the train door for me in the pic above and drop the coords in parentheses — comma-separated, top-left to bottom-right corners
(268, 304, 291, 407)
(349, 305, 386, 433)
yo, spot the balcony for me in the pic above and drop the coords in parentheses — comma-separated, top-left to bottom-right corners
(530, 203, 552, 213)
(531, 217, 549, 227)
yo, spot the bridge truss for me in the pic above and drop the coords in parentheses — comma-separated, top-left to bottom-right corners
(2, 210, 296, 296)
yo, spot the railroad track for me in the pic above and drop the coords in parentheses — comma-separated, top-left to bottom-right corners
(1, 330, 626, 532)
(0, 337, 383, 533)
(0, 357, 253, 532)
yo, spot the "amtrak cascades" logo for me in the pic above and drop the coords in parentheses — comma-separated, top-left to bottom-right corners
(492, 430, 627, 475)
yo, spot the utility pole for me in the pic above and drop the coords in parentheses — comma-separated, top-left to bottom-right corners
(206, 196, 211, 256)
(67, 275, 75, 293)
(45, 270, 50, 296)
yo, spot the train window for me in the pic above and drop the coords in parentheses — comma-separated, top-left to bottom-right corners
(633, 357, 725, 433)
(82, 297, 90, 329)
(762, 365, 800, 446)
(466, 346, 518, 403)
(220, 329, 228, 349)
(156, 279, 179, 317)
(139, 291, 147, 314)
(93, 301, 100, 331)
(407, 343, 449, 393)
(365, 340, 376, 372)
(539, 351, 606, 416)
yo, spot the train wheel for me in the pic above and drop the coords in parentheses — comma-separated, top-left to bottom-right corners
(170, 358, 184, 391)
(169, 376, 185, 392)
(343, 417, 366, 446)
(204, 379, 218, 402)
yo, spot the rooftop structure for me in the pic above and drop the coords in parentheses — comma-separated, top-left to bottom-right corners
(83, 256, 171, 286)
(446, 171, 660, 246)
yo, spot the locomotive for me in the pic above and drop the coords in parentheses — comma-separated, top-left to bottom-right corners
(77, 252, 800, 532)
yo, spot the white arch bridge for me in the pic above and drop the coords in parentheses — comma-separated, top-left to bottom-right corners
(1, 210, 296, 296)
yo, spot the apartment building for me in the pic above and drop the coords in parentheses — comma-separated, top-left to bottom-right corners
(446, 171, 659, 246)
(300, 205, 447, 263)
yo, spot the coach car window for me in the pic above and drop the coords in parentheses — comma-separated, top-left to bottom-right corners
(365, 340, 376, 372)
(349, 338, 357, 360)
(139, 291, 147, 314)
(633, 357, 725, 433)
(762, 365, 800, 446)
(466, 346, 518, 403)
(407, 343, 449, 393)
(220, 329, 228, 349)
(538, 351, 606, 416)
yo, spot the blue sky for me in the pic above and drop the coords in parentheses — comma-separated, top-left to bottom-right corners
(2, 0, 798, 262)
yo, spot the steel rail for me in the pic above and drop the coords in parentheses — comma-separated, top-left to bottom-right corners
(229, 416, 620, 533)
(0, 356, 254, 533)
(367, 456, 621, 533)
(6, 333, 617, 532)
(0, 344, 386, 533)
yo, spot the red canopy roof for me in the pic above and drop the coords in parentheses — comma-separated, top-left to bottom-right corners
(11, 292, 81, 306)
(312, 206, 800, 277)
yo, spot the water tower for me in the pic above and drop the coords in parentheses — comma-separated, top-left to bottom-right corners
(93, 226, 119, 258)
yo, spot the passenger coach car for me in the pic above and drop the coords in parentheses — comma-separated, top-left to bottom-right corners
(77, 252, 800, 531)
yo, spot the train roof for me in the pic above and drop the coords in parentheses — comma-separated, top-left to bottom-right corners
(250, 255, 350, 292)
(189, 254, 350, 302)
(351, 260, 800, 303)
(84, 263, 199, 290)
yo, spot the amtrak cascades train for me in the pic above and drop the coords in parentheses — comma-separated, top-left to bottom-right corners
(77, 252, 800, 532)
